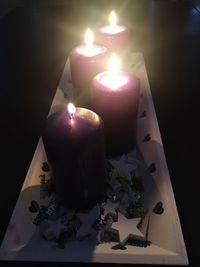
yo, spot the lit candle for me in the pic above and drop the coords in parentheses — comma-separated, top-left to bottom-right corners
(70, 28, 108, 107)
(97, 11, 129, 53)
(42, 103, 106, 210)
(91, 54, 140, 156)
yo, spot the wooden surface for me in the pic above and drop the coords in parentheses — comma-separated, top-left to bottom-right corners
(0, 0, 199, 266)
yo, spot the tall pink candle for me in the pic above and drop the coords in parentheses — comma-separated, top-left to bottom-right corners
(91, 55, 140, 156)
(97, 11, 129, 53)
(70, 29, 108, 107)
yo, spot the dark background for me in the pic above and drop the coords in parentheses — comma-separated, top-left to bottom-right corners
(0, 0, 199, 266)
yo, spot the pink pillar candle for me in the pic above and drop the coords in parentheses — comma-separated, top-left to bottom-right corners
(91, 71, 140, 156)
(42, 105, 106, 210)
(97, 25, 129, 53)
(70, 44, 108, 106)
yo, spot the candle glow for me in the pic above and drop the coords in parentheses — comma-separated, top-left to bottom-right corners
(101, 11, 124, 34)
(85, 28, 94, 51)
(77, 28, 106, 57)
(109, 10, 117, 29)
(108, 53, 120, 73)
(68, 103, 76, 118)
(100, 53, 128, 90)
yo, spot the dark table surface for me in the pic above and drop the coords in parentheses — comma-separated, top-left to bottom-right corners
(0, 0, 199, 266)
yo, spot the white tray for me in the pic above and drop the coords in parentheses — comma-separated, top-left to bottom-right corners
(0, 53, 188, 265)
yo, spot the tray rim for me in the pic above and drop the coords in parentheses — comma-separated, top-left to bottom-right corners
(0, 53, 188, 265)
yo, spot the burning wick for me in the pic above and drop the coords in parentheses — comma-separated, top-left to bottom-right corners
(67, 103, 76, 119)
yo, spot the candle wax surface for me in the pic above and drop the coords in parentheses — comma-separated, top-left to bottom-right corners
(47, 108, 101, 142)
(100, 25, 126, 34)
(76, 45, 107, 57)
(93, 71, 138, 95)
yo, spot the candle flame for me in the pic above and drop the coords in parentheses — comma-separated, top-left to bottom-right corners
(108, 53, 120, 72)
(109, 11, 117, 27)
(84, 28, 94, 51)
(67, 103, 76, 117)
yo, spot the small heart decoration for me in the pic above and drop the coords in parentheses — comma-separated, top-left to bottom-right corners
(153, 201, 164, 215)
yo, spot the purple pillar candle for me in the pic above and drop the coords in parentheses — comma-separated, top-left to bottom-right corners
(70, 29, 107, 106)
(97, 11, 129, 53)
(42, 104, 106, 210)
(91, 54, 140, 156)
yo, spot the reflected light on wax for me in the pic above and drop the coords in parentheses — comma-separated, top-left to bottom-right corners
(100, 53, 128, 89)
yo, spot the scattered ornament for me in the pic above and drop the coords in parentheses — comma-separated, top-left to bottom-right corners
(119, 191, 131, 209)
(126, 201, 148, 218)
(153, 201, 164, 215)
(126, 156, 140, 168)
(32, 148, 151, 248)
(40, 218, 70, 240)
(103, 199, 118, 216)
(56, 227, 76, 248)
(109, 168, 128, 180)
(109, 154, 137, 182)
(33, 205, 49, 226)
(108, 176, 122, 192)
(76, 204, 101, 239)
(113, 213, 145, 243)
(132, 176, 145, 192)
(32, 199, 57, 226)
(118, 178, 135, 198)
(126, 238, 151, 248)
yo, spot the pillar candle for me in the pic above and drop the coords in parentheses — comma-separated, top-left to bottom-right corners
(70, 29, 108, 107)
(42, 104, 106, 211)
(91, 54, 140, 156)
(97, 11, 129, 53)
